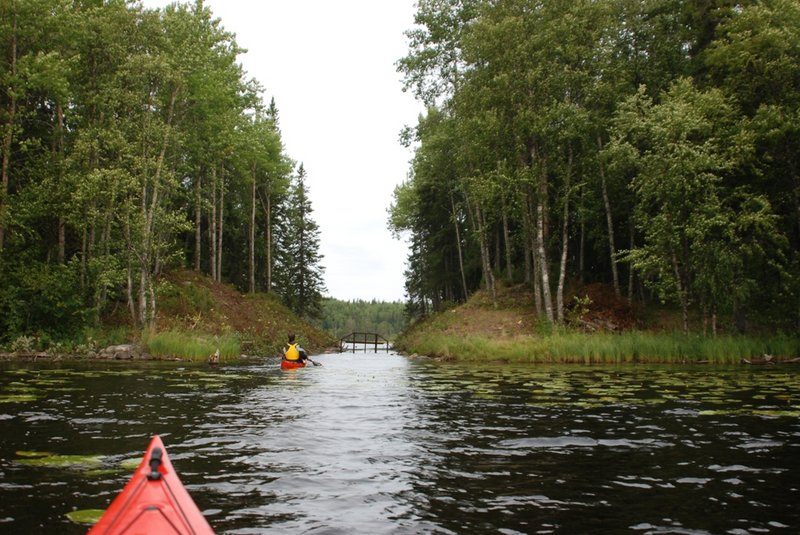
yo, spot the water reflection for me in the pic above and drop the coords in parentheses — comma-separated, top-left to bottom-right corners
(0, 358, 798, 534)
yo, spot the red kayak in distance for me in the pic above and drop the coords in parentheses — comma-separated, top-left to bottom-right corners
(87, 435, 214, 535)
(281, 359, 306, 369)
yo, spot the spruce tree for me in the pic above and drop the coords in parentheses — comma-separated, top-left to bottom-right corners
(275, 164, 326, 318)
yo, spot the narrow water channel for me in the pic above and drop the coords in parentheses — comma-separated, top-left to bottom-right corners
(1, 353, 798, 534)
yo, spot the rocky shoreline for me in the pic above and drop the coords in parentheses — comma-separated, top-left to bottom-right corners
(0, 344, 177, 362)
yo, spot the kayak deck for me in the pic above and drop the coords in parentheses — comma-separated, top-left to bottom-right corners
(88, 435, 214, 534)
(281, 359, 306, 369)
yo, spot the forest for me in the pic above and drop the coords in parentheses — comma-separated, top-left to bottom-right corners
(390, 0, 800, 334)
(314, 298, 407, 341)
(0, 0, 327, 344)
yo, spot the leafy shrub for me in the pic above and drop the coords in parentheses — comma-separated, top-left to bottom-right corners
(157, 280, 215, 317)
(10, 335, 37, 353)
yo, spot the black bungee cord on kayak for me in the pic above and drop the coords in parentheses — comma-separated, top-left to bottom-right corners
(147, 447, 162, 481)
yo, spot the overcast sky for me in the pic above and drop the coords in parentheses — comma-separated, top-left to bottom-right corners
(139, 0, 422, 302)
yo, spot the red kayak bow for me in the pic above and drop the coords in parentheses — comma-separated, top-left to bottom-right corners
(87, 435, 214, 534)
(281, 359, 306, 369)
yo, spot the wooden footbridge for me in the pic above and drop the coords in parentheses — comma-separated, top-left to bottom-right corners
(338, 332, 391, 353)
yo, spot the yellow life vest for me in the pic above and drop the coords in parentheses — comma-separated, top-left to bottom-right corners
(285, 343, 300, 361)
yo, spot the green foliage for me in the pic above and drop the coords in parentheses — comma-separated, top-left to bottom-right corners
(273, 165, 326, 319)
(0, 261, 86, 342)
(566, 295, 592, 326)
(313, 298, 407, 340)
(157, 280, 214, 317)
(0, 1, 318, 345)
(393, 0, 800, 332)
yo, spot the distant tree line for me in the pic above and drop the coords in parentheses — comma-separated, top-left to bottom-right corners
(314, 298, 406, 340)
(0, 0, 325, 342)
(390, 0, 800, 334)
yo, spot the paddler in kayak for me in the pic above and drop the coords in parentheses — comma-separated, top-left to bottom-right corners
(283, 333, 308, 365)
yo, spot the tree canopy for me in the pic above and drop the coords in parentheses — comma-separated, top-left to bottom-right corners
(0, 0, 326, 342)
(391, 0, 800, 333)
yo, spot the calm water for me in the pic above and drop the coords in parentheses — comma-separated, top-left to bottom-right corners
(0, 353, 798, 534)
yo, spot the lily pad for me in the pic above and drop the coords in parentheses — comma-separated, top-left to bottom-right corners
(16, 454, 105, 468)
(15, 450, 54, 458)
(6, 381, 37, 392)
(0, 394, 38, 403)
(119, 457, 141, 471)
(751, 409, 800, 418)
(66, 509, 105, 525)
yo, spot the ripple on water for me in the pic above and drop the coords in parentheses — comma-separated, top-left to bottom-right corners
(1, 358, 799, 534)
(498, 436, 673, 450)
(630, 522, 713, 534)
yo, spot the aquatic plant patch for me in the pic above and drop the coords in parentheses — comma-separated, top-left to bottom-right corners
(15, 453, 105, 468)
(412, 362, 800, 414)
(65, 509, 105, 525)
(0, 394, 39, 403)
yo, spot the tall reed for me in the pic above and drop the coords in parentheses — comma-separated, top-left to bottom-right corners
(400, 331, 799, 364)
(142, 330, 240, 361)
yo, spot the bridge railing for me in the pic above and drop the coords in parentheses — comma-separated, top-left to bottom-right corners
(338, 332, 391, 353)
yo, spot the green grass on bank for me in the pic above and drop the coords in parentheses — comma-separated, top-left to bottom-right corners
(397, 331, 800, 364)
(142, 330, 240, 362)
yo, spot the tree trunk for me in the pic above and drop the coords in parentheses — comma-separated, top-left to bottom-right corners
(194, 169, 202, 271)
(138, 263, 148, 326)
(524, 235, 532, 285)
(217, 167, 224, 282)
(536, 159, 554, 323)
(266, 191, 272, 292)
(0, 2, 17, 253)
(525, 190, 542, 314)
(450, 193, 468, 300)
(475, 201, 496, 307)
(249, 164, 256, 294)
(298, 190, 307, 317)
(89, 222, 95, 267)
(502, 196, 513, 282)
(628, 219, 635, 301)
(97, 180, 117, 317)
(711, 302, 717, 337)
(80, 227, 87, 290)
(556, 144, 573, 323)
(149, 274, 157, 328)
(598, 136, 621, 297)
(139, 84, 179, 327)
(496, 226, 502, 274)
(579, 187, 585, 285)
(671, 249, 689, 334)
(258, 188, 272, 292)
(126, 254, 137, 324)
(55, 103, 65, 263)
(208, 168, 217, 281)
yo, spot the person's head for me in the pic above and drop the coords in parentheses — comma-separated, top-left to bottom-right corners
(288, 333, 296, 343)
